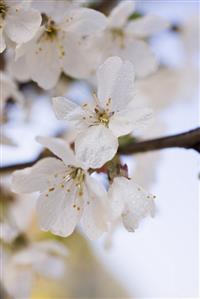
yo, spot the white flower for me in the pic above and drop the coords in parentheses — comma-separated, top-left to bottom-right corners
(1, 240, 67, 298)
(93, 0, 169, 78)
(53, 56, 153, 169)
(0, 0, 41, 53)
(14, 7, 107, 89)
(12, 136, 109, 239)
(0, 188, 37, 243)
(32, 0, 84, 22)
(108, 176, 155, 232)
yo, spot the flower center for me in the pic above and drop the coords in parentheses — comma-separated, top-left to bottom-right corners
(98, 111, 110, 126)
(45, 20, 58, 40)
(111, 27, 125, 48)
(42, 15, 58, 41)
(68, 167, 85, 197)
(0, 0, 8, 18)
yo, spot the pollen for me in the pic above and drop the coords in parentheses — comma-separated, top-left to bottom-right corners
(98, 112, 110, 126)
(49, 187, 55, 192)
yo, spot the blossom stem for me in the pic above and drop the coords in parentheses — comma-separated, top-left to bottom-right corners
(1, 128, 199, 173)
(118, 127, 200, 155)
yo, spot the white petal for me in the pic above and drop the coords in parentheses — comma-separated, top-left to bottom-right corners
(26, 40, 61, 89)
(0, 21, 6, 53)
(52, 96, 84, 124)
(108, 0, 136, 28)
(12, 157, 65, 193)
(97, 56, 122, 106)
(37, 186, 81, 237)
(60, 8, 107, 36)
(75, 125, 118, 169)
(126, 15, 169, 38)
(109, 177, 155, 232)
(81, 175, 108, 239)
(97, 56, 135, 111)
(5, 6, 41, 44)
(61, 34, 99, 79)
(8, 55, 30, 82)
(36, 136, 79, 167)
(109, 106, 153, 137)
(116, 39, 158, 78)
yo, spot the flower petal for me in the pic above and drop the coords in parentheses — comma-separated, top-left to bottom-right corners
(36, 136, 79, 167)
(5, 6, 41, 44)
(60, 8, 107, 36)
(97, 56, 135, 111)
(8, 55, 30, 82)
(0, 21, 6, 53)
(109, 177, 155, 232)
(108, 0, 136, 28)
(81, 175, 108, 239)
(25, 40, 61, 89)
(115, 39, 158, 78)
(126, 15, 169, 38)
(12, 157, 64, 193)
(109, 106, 153, 137)
(61, 34, 99, 79)
(37, 186, 81, 237)
(75, 125, 118, 169)
(52, 96, 84, 124)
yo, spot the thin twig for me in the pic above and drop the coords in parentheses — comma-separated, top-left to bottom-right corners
(1, 128, 199, 173)
(118, 127, 200, 155)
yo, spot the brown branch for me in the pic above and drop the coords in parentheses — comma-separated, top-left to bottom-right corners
(1, 128, 199, 173)
(118, 127, 200, 155)
(90, 0, 118, 14)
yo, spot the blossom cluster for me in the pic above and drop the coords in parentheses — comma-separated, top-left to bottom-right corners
(11, 54, 156, 240)
(0, 1, 172, 295)
(1, 0, 168, 89)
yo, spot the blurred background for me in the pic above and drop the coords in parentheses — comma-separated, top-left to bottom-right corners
(1, 0, 199, 298)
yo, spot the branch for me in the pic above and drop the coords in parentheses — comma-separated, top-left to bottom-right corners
(118, 127, 200, 155)
(91, 0, 118, 14)
(1, 128, 199, 173)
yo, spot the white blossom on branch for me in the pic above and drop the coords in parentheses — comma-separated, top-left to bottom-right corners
(108, 176, 155, 232)
(0, 0, 41, 53)
(13, 7, 107, 89)
(12, 136, 110, 240)
(53, 56, 153, 168)
(90, 0, 169, 78)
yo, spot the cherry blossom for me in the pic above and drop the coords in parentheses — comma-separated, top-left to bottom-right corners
(108, 176, 155, 232)
(1, 240, 67, 298)
(0, 0, 41, 53)
(0, 185, 37, 243)
(12, 136, 109, 239)
(91, 0, 169, 78)
(14, 7, 107, 89)
(53, 56, 153, 168)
